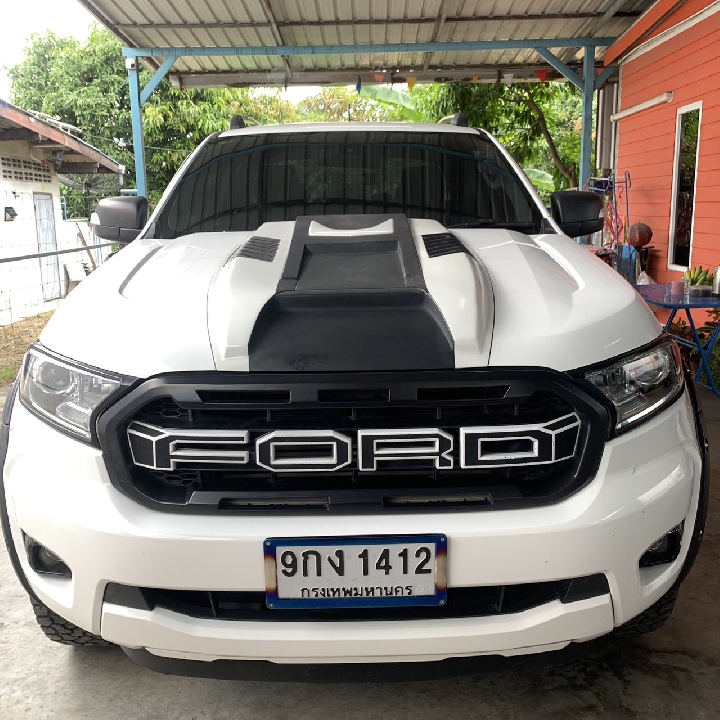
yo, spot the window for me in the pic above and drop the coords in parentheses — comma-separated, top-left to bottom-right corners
(668, 103, 701, 269)
(154, 131, 543, 239)
(0, 156, 52, 183)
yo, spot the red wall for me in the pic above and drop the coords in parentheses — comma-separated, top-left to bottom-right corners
(616, 8, 720, 285)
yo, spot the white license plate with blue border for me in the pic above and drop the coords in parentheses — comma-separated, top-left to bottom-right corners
(264, 535, 448, 609)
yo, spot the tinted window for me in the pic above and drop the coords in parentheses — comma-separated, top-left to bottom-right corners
(155, 130, 543, 238)
(670, 108, 700, 268)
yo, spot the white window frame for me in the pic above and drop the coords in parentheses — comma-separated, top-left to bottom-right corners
(667, 101, 702, 272)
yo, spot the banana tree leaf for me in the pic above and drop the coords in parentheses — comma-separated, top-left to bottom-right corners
(359, 86, 423, 121)
(524, 168, 555, 191)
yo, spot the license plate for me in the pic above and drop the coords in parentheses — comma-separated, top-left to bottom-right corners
(264, 535, 447, 609)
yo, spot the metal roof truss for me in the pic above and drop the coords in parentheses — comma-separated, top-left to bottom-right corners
(125, 37, 617, 199)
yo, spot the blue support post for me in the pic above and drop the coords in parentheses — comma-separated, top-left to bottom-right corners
(579, 47, 595, 191)
(534, 45, 596, 192)
(127, 59, 147, 200)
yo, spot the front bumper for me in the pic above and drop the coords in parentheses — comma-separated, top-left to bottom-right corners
(1, 386, 704, 667)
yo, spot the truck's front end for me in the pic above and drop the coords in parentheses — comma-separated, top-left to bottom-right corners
(0, 123, 708, 679)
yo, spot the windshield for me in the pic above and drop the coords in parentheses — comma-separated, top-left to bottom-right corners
(154, 130, 544, 238)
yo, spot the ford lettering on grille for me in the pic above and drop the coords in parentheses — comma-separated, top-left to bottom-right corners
(127, 414, 580, 472)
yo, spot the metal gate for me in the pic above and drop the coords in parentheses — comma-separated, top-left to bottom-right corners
(33, 193, 61, 301)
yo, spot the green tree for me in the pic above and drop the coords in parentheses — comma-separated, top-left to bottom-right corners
(9, 29, 584, 205)
(297, 86, 404, 122)
(416, 81, 584, 191)
(9, 28, 298, 207)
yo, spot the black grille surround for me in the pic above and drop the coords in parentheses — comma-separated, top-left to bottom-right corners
(104, 573, 610, 622)
(97, 369, 609, 515)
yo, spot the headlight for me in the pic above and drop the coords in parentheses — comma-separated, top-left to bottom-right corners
(19, 347, 122, 441)
(584, 339, 684, 433)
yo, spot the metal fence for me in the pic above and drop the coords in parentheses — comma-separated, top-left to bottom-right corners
(0, 225, 116, 384)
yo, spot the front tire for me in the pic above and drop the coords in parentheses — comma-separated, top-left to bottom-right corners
(30, 597, 111, 647)
(614, 588, 678, 636)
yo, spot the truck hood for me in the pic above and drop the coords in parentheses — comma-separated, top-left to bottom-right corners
(40, 217, 660, 378)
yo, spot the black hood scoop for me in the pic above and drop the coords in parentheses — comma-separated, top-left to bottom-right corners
(248, 214, 454, 372)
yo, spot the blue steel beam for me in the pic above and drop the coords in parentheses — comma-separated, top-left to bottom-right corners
(140, 56, 176, 105)
(121, 37, 616, 59)
(127, 60, 147, 199)
(123, 36, 619, 207)
(533, 48, 583, 90)
(579, 48, 595, 191)
(594, 64, 618, 91)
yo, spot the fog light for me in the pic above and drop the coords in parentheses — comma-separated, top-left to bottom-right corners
(640, 523, 683, 568)
(24, 535, 72, 578)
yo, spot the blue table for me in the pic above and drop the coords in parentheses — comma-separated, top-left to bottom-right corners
(636, 284, 720, 396)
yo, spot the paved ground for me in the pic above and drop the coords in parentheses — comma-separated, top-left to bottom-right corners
(0, 384, 10, 412)
(0, 384, 718, 719)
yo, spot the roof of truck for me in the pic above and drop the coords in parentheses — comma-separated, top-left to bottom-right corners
(218, 121, 482, 139)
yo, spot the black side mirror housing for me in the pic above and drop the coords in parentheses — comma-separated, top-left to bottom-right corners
(550, 191, 604, 238)
(90, 196, 148, 243)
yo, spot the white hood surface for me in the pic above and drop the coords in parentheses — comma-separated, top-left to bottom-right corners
(39, 217, 661, 379)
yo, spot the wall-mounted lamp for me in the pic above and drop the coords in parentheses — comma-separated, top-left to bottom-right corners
(4, 207, 17, 222)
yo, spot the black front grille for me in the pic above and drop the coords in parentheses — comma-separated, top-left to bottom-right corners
(98, 370, 608, 514)
(104, 574, 610, 622)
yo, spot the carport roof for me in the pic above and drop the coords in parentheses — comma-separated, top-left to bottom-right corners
(77, 0, 654, 88)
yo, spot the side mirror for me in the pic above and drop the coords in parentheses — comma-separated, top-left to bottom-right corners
(90, 196, 148, 243)
(550, 191, 604, 238)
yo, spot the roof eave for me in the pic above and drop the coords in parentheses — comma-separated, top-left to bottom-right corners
(0, 99, 121, 174)
(604, 0, 689, 65)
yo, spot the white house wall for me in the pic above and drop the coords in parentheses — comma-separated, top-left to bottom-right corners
(0, 140, 96, 326)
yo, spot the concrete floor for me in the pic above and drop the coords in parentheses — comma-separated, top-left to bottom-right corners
(0, 385, 719, 719)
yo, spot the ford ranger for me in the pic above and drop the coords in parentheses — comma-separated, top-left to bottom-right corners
(0, 119, 708, 680)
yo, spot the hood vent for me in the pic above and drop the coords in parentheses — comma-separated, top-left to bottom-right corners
(231, 236, 280, 263)
(423, 232, 468, 258)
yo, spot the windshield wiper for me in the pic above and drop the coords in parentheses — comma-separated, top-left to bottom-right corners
(448, 219, 494, 228)
(449, 220, 536, 232)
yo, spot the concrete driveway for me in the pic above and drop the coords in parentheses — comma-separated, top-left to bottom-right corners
(0, 385, 718, 719)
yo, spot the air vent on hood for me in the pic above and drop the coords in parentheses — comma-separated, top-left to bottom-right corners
(423, 232, 468, 258)
(232, 236, 280, 263)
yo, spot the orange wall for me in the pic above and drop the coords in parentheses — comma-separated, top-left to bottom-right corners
(616, 9, 720, 285)
(644, 0, 716, 42)
(604, 0, 715, 65)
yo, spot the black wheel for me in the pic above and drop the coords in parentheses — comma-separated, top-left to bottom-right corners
(30, 597, 112, 647)
(614, 588, 678, 636)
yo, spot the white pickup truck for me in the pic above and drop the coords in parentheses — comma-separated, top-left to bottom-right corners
(0, 119, 708, 680)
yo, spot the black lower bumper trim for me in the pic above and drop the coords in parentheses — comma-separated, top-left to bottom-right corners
(104, 574, 609, 623)
(122, 644, 587, 683)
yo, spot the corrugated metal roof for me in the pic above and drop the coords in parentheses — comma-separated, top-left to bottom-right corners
(0, 99, 121, 174)
(77, 0, 654, 87)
